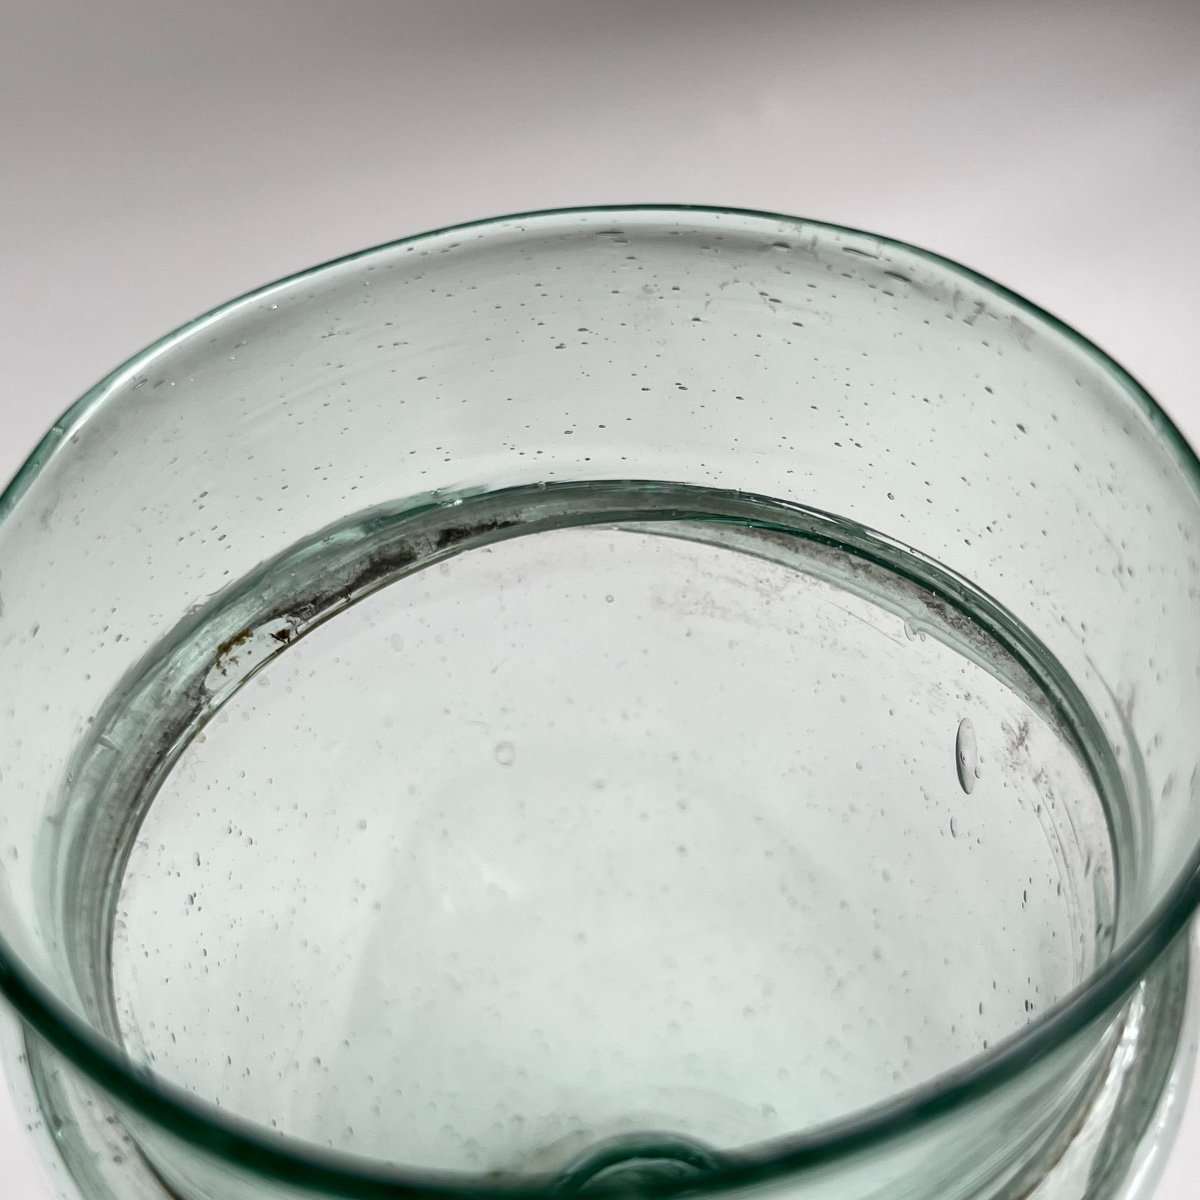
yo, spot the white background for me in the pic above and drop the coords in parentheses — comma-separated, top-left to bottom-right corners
(1, 1, 1198, 1196)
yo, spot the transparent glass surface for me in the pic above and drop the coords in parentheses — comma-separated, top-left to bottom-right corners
(0, 207, 1199, 1200)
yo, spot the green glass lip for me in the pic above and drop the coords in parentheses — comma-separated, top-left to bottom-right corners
(2, 204, 1199, 1199)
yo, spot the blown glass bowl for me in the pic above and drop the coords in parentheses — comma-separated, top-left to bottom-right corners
(1, 207, 1198, 1200)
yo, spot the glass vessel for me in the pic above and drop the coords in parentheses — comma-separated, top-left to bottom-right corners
(1, 206, 1198, 1200)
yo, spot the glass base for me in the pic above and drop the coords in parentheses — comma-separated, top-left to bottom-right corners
(5, 932, 1194, 1200)
(49, 483, 1128, 1173)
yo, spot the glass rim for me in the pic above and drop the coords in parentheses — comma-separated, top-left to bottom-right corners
(2, 203, 1199, 1198)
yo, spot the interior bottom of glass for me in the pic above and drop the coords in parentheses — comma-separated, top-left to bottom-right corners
(57, 482, 1121, 1179)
